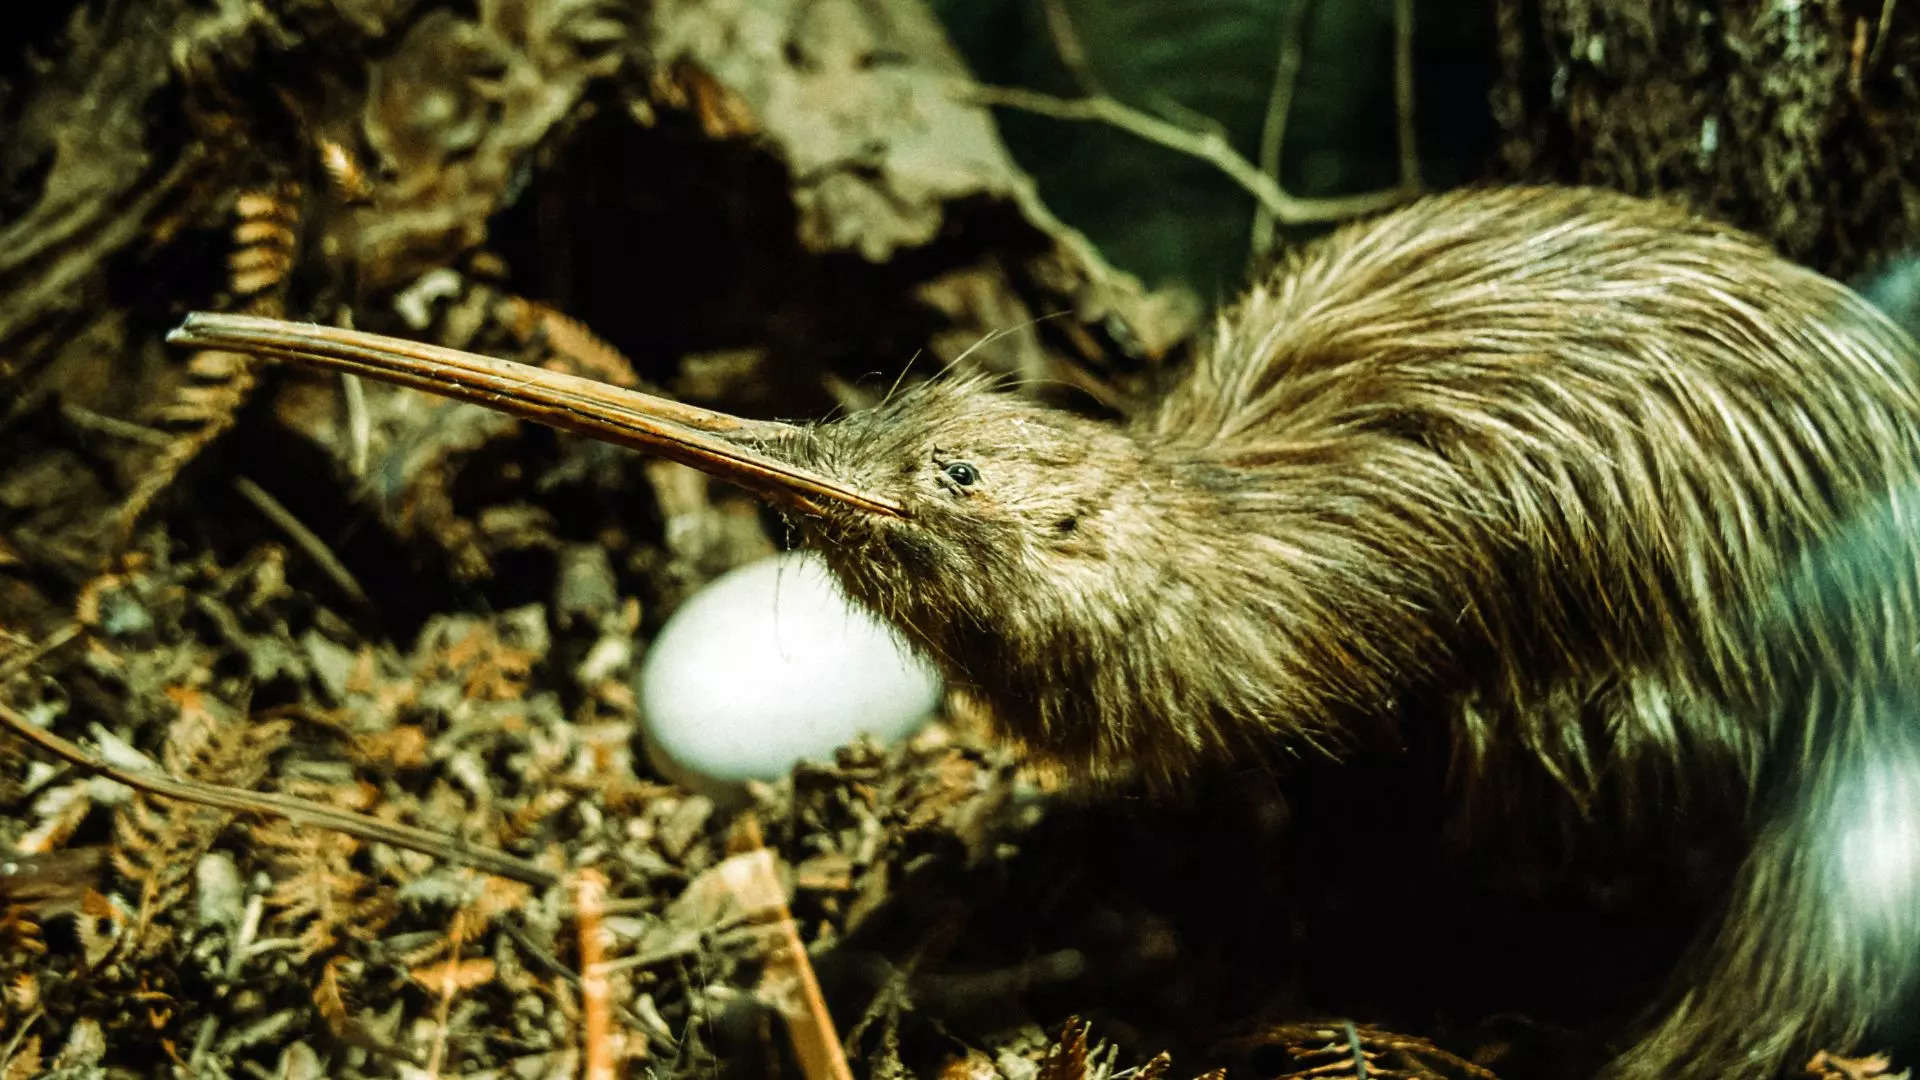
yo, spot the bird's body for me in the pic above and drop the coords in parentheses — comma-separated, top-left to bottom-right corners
(779, 187, 1920, 1078)
(171, 186, 1920, 1079)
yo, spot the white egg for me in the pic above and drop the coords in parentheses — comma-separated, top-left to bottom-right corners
(639, 551, 942, 785)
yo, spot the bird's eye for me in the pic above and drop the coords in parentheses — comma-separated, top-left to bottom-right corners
(943, 461, 980, 487)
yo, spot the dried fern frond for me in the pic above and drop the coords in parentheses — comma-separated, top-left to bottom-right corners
(254, 781, 396, 960)
(493, 295, 644, 389)
(313, 954, 414, 1062)
(4, 974, 38, 1015)
(110, 692, 290, 954)
(0, 911, 44, 965)
(116, 179, 302, 534)
(1037, 1016, 1093, 1080)
(416, 617, 541, 703)
(1220, 1021, 1503, 1080)
(1032, 1017, 1186, 1080)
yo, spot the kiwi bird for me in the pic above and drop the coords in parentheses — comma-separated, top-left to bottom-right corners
(170, 186, 1920, 1079)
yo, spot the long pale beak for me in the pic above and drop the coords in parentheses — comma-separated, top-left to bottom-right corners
(166, 313, 906, 519)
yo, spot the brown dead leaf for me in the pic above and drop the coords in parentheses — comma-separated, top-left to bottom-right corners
(1134, 1051, 1174, 1080)
(0, 1034, 41, 1080)
(1036, 1017, 1091, 1080)
(5, 973, 38, 1013)
(160, 684, 215, 729)
(350, 725, 429, 769)
(433, 623, 538, 701)
(75, 889, 126, 967)
(656, 60, 759, 138)
(936, 1050, 999, 1080)
(409, 956, 497, 993)
(314, 958, 352, 1035)
(17, 783, 93, 856)
(0, 846, 104, 921)
(1807, 1050, 1909, 1080)
(344, 648, 382, 696)
(793, 853, 855, 893)
(470, 874, 535, 924)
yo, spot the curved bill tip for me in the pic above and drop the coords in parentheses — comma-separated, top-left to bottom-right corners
(164, 319, 205, 346)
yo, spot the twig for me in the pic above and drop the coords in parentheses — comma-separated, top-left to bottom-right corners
(232, 476, 372, 609)
(1868, 0, 1897, 70)
(186, 1015, 219, 1075)
(598, 920, 782, 974)
(226, 891, 264, 979)
(342, 373, 371, 478)
(576, 868, 617, 1080)
(1252, 0, 1422, 260)
(1391, 0, 1421, 191)
(0, 699, 557, 887)
(1853, 16, 1873, 96)
(1250, 0, 1316, 259)
(720, 817, 852, 1080)
(0, 1008, 42, 1073)
(960, 83, 1416, 226)
(762, 854, 853, 1080)
(1039, 0, 1103, 95)
(1142, 92, 1234, 144)
(0, 622, 81, 684)
(58, 403, 173, 447)
(422, 909, 469, 1078)
(337, 308, 373, 478)
(498, 919, 678, 1047)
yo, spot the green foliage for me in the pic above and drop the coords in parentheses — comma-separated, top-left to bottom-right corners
(932, 0, 1496, 296)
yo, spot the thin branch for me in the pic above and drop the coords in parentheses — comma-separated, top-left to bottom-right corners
(0, 698, 557, 887)
(58, 403, 173, 447)
(421, 909, 468, 1078)
(338, 308, 373, 478)
(232, 476, 372, 609)
(742, 848, 854, 1080)
(1251, 0, 1316, 259)
(0, 1008, 42, 1073)
(0, 622, 81, 684)
(576, 869, 617, 1080)
(1869, 0, 1898, 70)
(723, 813, 852, 1080)
(343, 372, 372, 478)
(1039, 0, 1103, 95)
(1392, 0, 1422, 191)
(960, 83, 1416, 226)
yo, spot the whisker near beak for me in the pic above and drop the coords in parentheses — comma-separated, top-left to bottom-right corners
(166, 313, 907, 520)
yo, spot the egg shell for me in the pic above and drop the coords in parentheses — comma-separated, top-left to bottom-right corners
(639, 551, 942, 783)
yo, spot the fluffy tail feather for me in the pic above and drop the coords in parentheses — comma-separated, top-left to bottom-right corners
(1607, 702, 1920, 1079)
(1857, 253, 1920, 342)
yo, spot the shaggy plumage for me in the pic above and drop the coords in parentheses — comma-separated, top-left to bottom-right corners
(781, 187, 1920, 1080)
